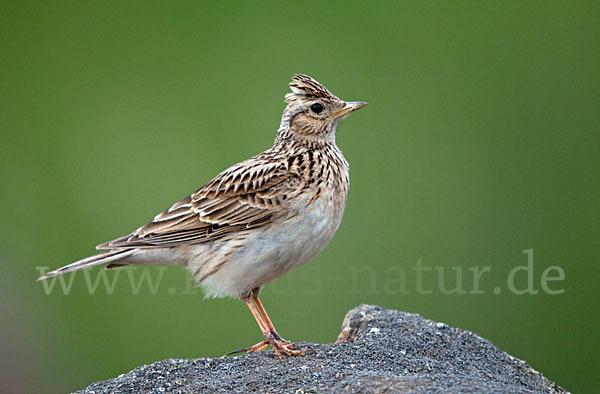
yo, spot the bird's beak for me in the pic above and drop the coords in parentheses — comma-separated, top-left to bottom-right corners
(328, 101, 368, 119)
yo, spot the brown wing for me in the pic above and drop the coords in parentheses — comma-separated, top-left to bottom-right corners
(97, 159, 302, 249)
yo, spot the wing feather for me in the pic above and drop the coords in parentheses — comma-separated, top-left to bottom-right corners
(97, 158, 301, 249)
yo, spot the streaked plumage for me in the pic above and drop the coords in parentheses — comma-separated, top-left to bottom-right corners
(39, 74, 367, 357)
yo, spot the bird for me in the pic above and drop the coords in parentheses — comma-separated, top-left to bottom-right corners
(38, 74, 367, 358)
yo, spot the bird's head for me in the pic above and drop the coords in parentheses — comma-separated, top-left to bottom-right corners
(277, 74, 367, 143)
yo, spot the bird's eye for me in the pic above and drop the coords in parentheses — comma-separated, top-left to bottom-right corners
(310, 103, 324, 114)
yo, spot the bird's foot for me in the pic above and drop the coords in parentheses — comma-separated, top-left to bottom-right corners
(224, 331, 305, 359)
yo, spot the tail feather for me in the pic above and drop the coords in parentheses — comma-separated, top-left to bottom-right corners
(37, 249, 135, 281)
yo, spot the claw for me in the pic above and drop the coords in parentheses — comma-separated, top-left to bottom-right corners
(224, 332, 305, 359)
(223, 341, 270, 357)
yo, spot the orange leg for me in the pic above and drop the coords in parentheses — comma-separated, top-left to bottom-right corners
(224, 293, 304, 359)
(252, 294, 289, 343)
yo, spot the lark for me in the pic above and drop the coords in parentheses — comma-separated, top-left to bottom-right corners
(39, 74, 367, 358)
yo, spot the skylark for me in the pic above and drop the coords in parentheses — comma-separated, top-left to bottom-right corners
(39, 74, 367, 358)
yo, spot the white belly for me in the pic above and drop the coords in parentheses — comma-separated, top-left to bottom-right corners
(193, 194, 345, 298)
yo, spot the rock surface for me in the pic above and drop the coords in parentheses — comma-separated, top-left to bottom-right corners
(78, 304, 565, 393)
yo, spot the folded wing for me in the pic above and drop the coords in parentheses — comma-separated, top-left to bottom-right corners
(98, 159, 302, 249)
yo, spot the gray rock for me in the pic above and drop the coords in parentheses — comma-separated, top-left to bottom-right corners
(78, 304, 565, 393)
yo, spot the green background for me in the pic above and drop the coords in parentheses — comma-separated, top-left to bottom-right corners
(2, 1, 598, 393)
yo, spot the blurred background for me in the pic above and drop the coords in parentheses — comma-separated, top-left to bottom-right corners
(1, 1, 598, 393)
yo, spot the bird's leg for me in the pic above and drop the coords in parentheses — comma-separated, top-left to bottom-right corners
(252, 293, 288, 343)
(224, 291, 304, 358)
